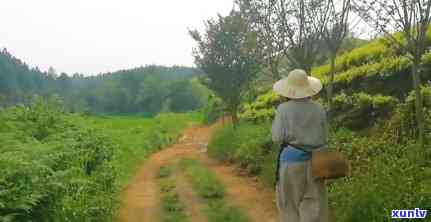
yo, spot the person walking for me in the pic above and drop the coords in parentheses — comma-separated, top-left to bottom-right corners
(272, 69, 329, 222)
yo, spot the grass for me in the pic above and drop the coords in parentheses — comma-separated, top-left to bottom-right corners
(158, 165, 190, 222)
(83, 112, 202, 186)
(179, 158, 225, 199)
(207, 122, 276, 178)
(179, 158, 250, 222)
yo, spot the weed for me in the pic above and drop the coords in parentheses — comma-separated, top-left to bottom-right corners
(179, 158, 250, 222)
(158, 165, 190, 222)
(179, 158, 225, 199)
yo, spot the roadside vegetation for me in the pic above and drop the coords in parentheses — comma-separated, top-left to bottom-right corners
(205, 36, 431, 221)
(179, 158, 249, 222)
(0, 98, 200, 221)
(86, 112, 201, 185)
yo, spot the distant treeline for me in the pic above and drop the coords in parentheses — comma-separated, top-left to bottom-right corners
(0, 48, 209, 115)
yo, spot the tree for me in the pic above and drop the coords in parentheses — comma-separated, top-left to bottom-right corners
(190, 10, 262, 126)
(237, 0, 329, 74)
(47, 66, 57, 79)
(355, 0, 431, 146)
(319, 0, 352, 119)
(237, 0, 286, 80)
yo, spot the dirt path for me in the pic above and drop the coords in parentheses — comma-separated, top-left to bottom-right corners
(118, 121, 279, 222)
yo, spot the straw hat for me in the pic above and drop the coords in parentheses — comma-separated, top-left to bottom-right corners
(273, 69, 323, 99)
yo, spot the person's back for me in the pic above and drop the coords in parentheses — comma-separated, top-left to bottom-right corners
(273, 99, 327, 149)
(272, 69, 328, 222)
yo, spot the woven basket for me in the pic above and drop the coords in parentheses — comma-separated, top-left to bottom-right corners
(311, 149, 348, 179)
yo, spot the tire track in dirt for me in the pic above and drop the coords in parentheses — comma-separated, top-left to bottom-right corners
(118, 120, 279, 222)
(175, 170, 209, 222)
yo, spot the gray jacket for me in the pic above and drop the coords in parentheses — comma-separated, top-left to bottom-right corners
(272, 99, 328, 150)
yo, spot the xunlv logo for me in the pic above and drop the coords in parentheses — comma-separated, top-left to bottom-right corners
(392, 208, 427, 219)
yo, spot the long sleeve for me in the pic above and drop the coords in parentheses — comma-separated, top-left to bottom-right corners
(272, 106, 286, 143)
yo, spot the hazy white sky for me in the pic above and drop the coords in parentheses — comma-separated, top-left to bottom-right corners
(0, 0, 234, 75)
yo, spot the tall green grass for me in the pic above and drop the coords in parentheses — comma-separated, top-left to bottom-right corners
(85, 112, 201, 185)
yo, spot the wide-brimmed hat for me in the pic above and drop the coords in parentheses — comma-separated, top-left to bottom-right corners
(273, 69, 323, 99)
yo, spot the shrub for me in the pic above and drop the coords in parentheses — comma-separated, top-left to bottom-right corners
(240, 91, 280, 122)
(312, 39, 392, 78)
(385, 85, 431, 142)
(207, 122, 273, 174)
(0, 102, 117, 222)
(331, 93, 399, 129)
(201, 95, 224, 124)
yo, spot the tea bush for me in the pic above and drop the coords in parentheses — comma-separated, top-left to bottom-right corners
(331, 92, 399, 129)
(312, 40, 392, 78)
(385, 85, 431, 142)
(240, 91, 280, 122)
(0, 100, 117, 222)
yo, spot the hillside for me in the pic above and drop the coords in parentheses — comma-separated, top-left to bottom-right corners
(0, 48, 208, 115)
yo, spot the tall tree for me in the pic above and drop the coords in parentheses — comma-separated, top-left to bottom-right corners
(319, 0, 352, 118)
(190, 10, 262, 125)
(237, 0, 286, 80)
(237, 0, 329, 74)
(355, 0, 431, 146)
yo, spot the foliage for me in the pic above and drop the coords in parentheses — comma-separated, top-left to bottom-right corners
(190, 10, 262, 124)
(331, 92, 399, 129)
(0, 99, 116, 222)
(208, 121, 431, 220)
(201, 95, 224, 124)
(0, 48, 205, 115)
(327, 130, 431, 221)
(311, 40, 393, 78)
(207, 122, 274, 174)
(85, 112, 201, 185)
(0, 99, 199, 221)
(385, 85, 431, 143)
(240, 91, 280, 122)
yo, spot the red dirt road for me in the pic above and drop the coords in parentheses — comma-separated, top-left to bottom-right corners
(118, 122, 279, 222)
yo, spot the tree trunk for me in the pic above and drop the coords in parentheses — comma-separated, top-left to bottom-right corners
(325, 54, 336, 122)
(411, 58, 425, 147)
(270, 61, 280, 80)
(231, 107, 239, 129)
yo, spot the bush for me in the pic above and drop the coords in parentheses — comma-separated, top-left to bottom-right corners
(328, 134, 431, 221)
(312, 39, 393, 78)
(331, 92, 399, 129)
(201, 95, 224, 124)
(0, 100, 117, 222)
(207, 122, 274, 174)
(385, 85, 431, 142)
(240, 91, 280, 122)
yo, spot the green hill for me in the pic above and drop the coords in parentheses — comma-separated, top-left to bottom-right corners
(0, 48, 207, 115)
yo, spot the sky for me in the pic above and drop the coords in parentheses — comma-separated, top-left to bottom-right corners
(0, 0, 234, 75)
